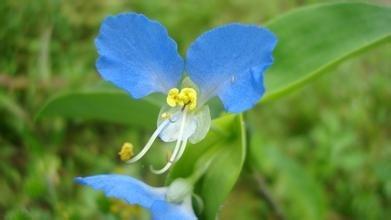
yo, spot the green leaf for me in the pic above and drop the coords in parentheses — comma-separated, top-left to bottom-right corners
(262, 2, 391, 102)
(35, 86, 160, 129)
(168, 114, 246, 220)
(250, 136, 326, 220)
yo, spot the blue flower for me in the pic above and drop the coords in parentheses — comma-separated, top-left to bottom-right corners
(96, 13, 277, 173)
(76, 175, 196, 220)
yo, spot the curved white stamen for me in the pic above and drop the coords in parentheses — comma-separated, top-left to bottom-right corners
(151, 111, 188, 174)
(176, 137, 188, 162)
(126, 120, 170, 163)
(151, 137, 189, 174)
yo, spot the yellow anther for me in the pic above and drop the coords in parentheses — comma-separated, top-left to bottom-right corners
(118, 142, 134, 161)
(167, 88, 180, 107)
(166, 87, 197, 110)
(179, 88, 197, 110)
(161, 112, 171, 119)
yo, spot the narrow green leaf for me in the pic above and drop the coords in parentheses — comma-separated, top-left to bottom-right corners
(201, 115, 246, 220)
(35, 87, 160, 129)
(168, 114, 246, 220)
(262, 2, 391, 102)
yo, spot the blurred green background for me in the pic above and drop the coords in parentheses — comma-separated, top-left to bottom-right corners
(0, 0, 390, 219)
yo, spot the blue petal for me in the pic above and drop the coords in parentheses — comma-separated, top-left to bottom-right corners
(96, 13, 184, 99)
(76, 175, 197, 219)
(75, 174, 164, 208)
(150, 200, 197, 220)
(186, 24, 277, 113)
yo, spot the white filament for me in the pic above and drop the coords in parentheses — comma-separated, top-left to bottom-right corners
(176, 138, 188, 162)
(126, 120, 170, 163)
(151, 111, 188, 174)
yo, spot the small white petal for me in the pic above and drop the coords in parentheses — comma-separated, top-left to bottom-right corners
(189, 105, 211, 144)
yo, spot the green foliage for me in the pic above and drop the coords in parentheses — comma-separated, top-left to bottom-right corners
(246, 43, 390, 219)
(36, 84, 161, 129)
(263, 2, 391, 102)
(251, 136, 326, 220)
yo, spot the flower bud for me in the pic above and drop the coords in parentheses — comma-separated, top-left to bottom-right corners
(166, 178, 193, 203)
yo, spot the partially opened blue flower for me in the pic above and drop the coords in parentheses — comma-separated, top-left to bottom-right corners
(76, 175, 196, 220)
(96, 13, 277, 173)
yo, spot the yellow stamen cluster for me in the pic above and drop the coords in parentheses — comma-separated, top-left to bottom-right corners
(118, 142, 134, 161)
(166, 87, 197, 110)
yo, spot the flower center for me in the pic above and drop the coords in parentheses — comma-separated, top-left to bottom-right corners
(118, 87, 202, 174)
(166, 87, 197, 110)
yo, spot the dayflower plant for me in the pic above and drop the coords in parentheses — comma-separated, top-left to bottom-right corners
(76, 175, 196, 220)
(96, 13, 276, 173)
